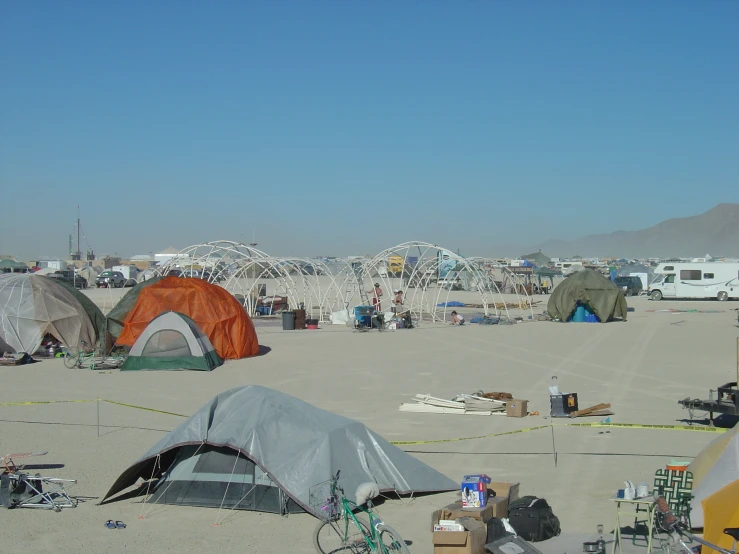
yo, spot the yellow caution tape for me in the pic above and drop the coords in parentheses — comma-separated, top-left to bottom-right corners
(0, 399, 97, 406)
(564, 422, 727, 433)
(390, 425, 551, 445)
(0, 400, 730, 437)
(101, 399, 188, 418)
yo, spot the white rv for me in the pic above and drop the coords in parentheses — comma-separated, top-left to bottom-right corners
(648, 263, 739, 301)
(554, 261, 584, 275)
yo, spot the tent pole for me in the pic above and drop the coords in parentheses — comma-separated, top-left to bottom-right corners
(214, 450, 240, 526)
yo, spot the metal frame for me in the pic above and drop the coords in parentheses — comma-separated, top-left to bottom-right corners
(153, 240, 536, 324)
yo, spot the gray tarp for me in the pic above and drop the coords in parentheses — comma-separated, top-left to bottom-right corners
(0, 274, 101, 353)
(101, 386, 457, 514)
(547, 268, 627, 322)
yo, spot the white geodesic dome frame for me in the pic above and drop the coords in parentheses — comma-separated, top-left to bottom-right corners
(154, 241, 345, 321)
(466, 257, 534, 319)
(155, 240, 269, 282)
(345, 241, 532, 323)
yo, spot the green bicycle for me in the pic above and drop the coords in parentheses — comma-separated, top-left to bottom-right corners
(310, 471, 410, 554)
(63, 340, 126, 370)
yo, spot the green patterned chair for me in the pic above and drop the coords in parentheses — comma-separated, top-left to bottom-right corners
(654, 468, 693, 526)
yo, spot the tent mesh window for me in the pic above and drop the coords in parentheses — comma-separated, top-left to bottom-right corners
(141, 330, 192, 358)
(149, 446, 300, 515)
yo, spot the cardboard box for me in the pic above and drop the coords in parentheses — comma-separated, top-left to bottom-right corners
(431, 510, 487, 554)
(486, 480, 521, 517)
(437, 502, 494, 522)
(506, 399, 528, 418)
(461, 475, 489, 508)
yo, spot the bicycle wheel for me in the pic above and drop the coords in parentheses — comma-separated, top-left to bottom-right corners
(376, 524, 410, 554)
(313, 517, 371, 554)
(63, 350, 79, 369)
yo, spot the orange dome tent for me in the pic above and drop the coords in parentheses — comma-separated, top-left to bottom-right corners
(116, 277, 258, 359)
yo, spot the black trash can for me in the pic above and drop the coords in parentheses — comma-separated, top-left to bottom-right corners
(281, 311, 296, 331)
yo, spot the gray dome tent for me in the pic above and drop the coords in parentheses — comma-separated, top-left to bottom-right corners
(0, 274, 104, 354)
(547, 269, 628, 322)
(101, 386, 457, 515)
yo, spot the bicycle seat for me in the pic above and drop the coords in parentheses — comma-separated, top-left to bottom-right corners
(724, 528, 739, 540)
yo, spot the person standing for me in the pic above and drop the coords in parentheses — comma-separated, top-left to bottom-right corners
(393, 290, 403, 313)
(367, 282, 383, 312)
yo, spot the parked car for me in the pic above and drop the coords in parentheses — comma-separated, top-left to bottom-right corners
(45, 270, 87, 289)
(613, 276, 643, 297)
(96, 270, 126, 288)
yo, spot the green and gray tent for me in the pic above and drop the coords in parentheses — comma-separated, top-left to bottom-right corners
(547, 268, 628, 323)
(120, 311, 222, 371)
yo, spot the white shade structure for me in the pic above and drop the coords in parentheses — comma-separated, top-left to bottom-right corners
(154, 240, 533, 324)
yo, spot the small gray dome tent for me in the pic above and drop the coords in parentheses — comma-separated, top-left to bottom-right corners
(101, 386, 457, 515)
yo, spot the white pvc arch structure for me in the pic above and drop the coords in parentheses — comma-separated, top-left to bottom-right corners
(466, 257, 534, 320)
(347, 242, 530, 323)
(153, 240, 535, 324)
(155, 241, 345, 321)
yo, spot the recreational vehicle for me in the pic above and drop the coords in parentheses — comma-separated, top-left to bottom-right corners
(648, 263, 739, 301)
(554, 261, 584, 275)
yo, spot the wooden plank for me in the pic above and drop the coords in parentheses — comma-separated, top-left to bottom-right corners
(399, 404, 504, 416)
(569, 403, 611, 418)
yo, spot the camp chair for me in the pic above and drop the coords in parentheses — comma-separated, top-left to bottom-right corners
(0, 473, 77, 511)
(1, 452, 77, 511)
(653, 468, 693, 527)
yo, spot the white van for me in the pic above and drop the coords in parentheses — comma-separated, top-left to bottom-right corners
(648, 263, 739, 301)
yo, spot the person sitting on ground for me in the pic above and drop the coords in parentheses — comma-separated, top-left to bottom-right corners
(450, 310, 464, 325)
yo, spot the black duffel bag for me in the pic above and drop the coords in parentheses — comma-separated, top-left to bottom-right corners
(507, 496, 561, 542)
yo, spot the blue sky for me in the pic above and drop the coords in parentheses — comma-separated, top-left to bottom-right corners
(1, 1, 737, 260)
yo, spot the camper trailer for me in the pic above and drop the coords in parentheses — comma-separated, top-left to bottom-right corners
(648, 263, 739, 301)
(554, 261, 584, 275)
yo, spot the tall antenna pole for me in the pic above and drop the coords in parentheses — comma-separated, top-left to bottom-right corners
(77, 205, 81, 258)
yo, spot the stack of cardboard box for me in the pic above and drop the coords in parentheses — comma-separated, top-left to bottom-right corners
(431, 478, 520, 554)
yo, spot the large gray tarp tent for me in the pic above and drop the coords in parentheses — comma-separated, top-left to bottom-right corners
(547, 269, 628, 322)
(0, 274, 104, 354)
(101, 386, 457, 515)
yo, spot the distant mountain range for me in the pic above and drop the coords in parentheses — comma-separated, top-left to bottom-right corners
(524, 203, 739, 259)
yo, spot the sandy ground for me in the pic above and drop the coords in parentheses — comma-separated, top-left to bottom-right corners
(2, 293, 738, 554)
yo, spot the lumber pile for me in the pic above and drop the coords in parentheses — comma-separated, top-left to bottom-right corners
(399, 394, 507, 416)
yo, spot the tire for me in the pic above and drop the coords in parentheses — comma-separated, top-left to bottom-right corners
(376, 524, 410, 554)
(63, 351, 79, 369)
(717, 291, 728, 302)
(651, 290, 663, 301)
(313, 518, 371, 554)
